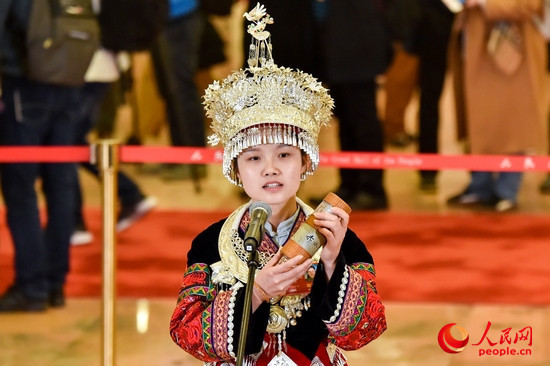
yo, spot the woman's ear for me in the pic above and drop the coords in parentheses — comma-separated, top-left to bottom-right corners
(301, 163, 307, 176)
(232, 159, 243, 187)
(233, 161, 240, 177)
(300, 154, 311, 181)
(302, 153, 311, 173)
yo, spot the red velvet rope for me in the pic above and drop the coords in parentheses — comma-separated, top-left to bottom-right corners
(0, 146, 548, 172)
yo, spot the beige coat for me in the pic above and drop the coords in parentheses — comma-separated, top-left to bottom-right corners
(449, 0, 548, 155)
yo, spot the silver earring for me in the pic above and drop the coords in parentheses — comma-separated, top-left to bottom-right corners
(300, 173, 307, 181)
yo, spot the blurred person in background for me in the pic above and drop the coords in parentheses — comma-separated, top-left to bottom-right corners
(383, 0, 421, 149)
(245, 0, 393, 210)
(148, 0, 215, 182)
(0, 0, 82, 312)
(384, 0, 455, 193)
(71, 51, 157, 245)
(312, 0, 393, 210)
(447, 0, 548, 212)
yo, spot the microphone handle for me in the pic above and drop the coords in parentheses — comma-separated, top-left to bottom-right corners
(244, 208, 269, 252)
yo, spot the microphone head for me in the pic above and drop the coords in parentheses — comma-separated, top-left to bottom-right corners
(249, 201, 272, 219)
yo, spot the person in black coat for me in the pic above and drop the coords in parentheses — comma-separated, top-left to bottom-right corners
(0, 0, 83, 311)
(413, 0, 455, 191)
(384, 0, 454, 192)
(244, 0, 394, 210)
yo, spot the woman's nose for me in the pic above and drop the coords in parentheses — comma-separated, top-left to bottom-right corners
(262, 159, 279, 176)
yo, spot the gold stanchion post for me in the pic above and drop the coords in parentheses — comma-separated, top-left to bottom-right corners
(95, 140, 120, 366)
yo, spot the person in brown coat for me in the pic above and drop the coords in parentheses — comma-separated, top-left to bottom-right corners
(447, 0, 548, 212)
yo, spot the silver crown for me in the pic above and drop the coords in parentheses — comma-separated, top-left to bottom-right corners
(203, 3, 334, 185)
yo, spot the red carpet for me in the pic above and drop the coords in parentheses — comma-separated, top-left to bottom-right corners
(1, 209, 549, 305)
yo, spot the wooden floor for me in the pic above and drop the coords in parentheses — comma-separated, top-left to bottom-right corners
(1, 5, 550, 364)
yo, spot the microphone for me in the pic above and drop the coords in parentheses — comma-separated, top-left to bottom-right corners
(244, 201, 271, 253)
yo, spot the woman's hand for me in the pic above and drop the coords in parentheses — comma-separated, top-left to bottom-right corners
(253, 251, 312, 308)
(313, 206, 349, 280)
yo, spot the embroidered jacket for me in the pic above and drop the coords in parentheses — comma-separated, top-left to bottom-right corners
(170, 201, 386, 365)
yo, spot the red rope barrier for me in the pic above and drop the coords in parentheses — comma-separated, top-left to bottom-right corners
(0, 146, 549, 172)
(0, 146, 90, 162)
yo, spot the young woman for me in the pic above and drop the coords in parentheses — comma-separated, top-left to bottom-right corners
(169, 4, 386, 365)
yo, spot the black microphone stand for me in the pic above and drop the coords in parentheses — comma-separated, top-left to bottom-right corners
(236, 237, 260, 366)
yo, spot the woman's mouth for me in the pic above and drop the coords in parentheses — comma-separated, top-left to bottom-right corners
(263, 182, 282, 189)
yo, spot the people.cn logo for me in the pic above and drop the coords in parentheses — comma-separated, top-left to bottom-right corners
(438, 323, 470, 353)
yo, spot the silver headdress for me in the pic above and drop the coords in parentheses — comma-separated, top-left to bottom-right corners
(203, 3, 334, 185)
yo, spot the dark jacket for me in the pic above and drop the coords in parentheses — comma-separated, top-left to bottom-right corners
(244, 0, 393, 83)
(386, 0, 454, 54)
(0, 0, 31, 77)
(321, 0, 393, 83)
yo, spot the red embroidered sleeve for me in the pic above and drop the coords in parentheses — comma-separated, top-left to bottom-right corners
(169, 263, 240, 363)
(324, 263, 387, 350)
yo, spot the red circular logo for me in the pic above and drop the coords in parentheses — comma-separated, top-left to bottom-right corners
(438, 323, 470, 353)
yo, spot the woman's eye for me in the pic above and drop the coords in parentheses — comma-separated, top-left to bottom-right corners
(279, 152, 290, 158)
